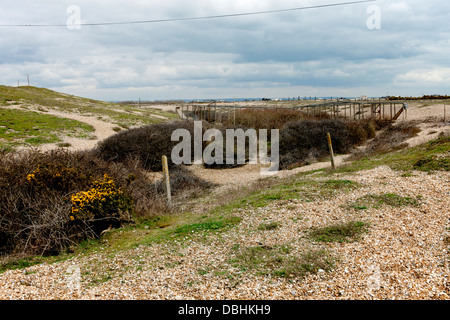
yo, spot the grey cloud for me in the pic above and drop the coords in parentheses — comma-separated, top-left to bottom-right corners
(0, 0, 449, 99)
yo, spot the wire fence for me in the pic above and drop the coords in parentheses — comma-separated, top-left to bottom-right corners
(176, 100, 408, 123)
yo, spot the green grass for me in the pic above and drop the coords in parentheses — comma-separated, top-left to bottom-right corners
(215, 178, 360, 213)
(412, 153, 450, 172)
(172, 216, 242, 237)
(0, 108, 94, 149)
(257, 222, 279, 231)
(336, 135, 450, 174)
(0, 258, 42, 273)
(0, 86, 173, 128)
(228, 245, 335, 278)
(309, 221, 370, 243)
(348, 193, 420, 211)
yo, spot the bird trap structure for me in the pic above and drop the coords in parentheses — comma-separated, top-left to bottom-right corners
(176, 100, 408, 123)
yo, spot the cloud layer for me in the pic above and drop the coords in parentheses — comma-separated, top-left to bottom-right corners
(0, 0, 449, 100)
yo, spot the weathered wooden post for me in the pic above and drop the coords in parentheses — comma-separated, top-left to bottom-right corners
(162, 155, 171, 204)
(444, 103, 447, 122)
(326, 133, 336, 170)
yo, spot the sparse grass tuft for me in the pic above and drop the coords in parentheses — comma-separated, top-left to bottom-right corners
(336, 135, 450, 174)
(173, 216, 242, 237)
(219, 178, 360, 212)
(348, 193, 420, 211)
(0, 257, 41, 274)
(309, 221, 370, 243)
(257, 222, 279, 231)
(228, 245, 335, 278)
(413, 153, 450, 172)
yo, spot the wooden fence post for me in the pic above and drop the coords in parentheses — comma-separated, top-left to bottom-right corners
(162, 155, 171, 204)
(444, 103, 447, 122)
(326, 133, 336, 170)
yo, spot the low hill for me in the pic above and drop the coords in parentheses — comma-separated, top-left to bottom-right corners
(0, 86, 177, 151)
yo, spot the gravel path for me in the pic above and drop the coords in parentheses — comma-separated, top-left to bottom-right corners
(1, 166, 449, 300)
(33, 109, 118, 151)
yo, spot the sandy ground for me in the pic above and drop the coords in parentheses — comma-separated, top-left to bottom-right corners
(2, 104, 118, 152)
(35, 109, 118, 151)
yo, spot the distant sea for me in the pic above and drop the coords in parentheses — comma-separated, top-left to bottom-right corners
(114, 96, 379, 103)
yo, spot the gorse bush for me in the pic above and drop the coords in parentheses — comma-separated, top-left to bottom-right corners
(70, 174, 133, 227)
(0, 150, 133, 255)
(0, 148, 212, 256)
(26, 162, 91, 193)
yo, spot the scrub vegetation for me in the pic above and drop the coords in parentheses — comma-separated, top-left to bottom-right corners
(1, 87, 449, 289)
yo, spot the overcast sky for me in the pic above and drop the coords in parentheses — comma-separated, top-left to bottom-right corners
(0, 0, 449, 101)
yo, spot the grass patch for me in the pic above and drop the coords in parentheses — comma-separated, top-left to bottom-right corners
(217, 178, 360, 212)
(337, 135, 450, 174)
(228, 245, 335, 278)
(348, 193, 420, 211)
(0, 86, 168, 128)
(0, 108, 94, 149)
(413, 153, 450, 172)
(56, 142, 72, 148)
(0, 257, 42, 274)
(309, 221, 370, 243)
(257, 222, 279, 231)
(173, 216, 242, 237)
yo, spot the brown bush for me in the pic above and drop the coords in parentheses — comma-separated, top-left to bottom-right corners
(349, 121, 421, 160)
(0, 148, 213, 256)
(224, 108, 308, 131)
(96, 120, 212, 171)
(0, 150, 136, 255)
(279, 118, 383, 169)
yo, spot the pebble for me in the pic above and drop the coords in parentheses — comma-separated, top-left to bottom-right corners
(0, 166, 449, 300)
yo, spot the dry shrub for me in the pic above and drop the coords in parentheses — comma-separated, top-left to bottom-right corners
(225, 108, 308, 130)
(202, 123, 253, 169)
(0, 150, 137, 255)
(349, 121, 421, 160)
(279, 118, 383, 169)
(96, 120, 212, 171)
(0, 148, 213, 256)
